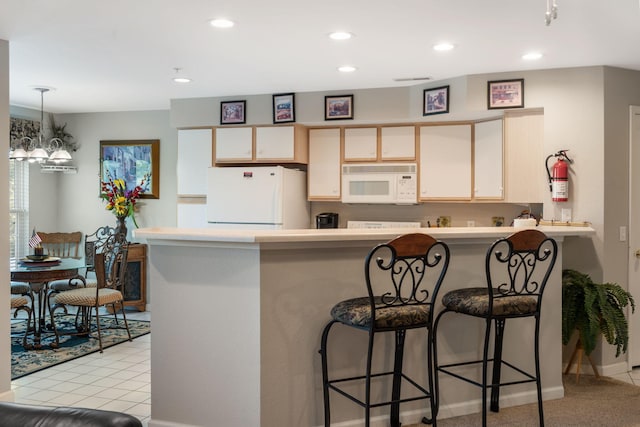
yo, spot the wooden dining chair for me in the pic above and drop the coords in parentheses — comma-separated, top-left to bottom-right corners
(38, 231, 82, 258)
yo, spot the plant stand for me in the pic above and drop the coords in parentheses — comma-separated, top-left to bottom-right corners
(564, 338, 600, 383)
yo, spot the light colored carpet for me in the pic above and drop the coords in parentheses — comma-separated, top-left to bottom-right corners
(406, 375, 640, 426)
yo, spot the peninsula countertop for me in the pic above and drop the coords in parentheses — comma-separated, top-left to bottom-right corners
(133, 225, 594, 244)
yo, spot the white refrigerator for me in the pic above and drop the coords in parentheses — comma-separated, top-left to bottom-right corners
(206, 166, 311, 229)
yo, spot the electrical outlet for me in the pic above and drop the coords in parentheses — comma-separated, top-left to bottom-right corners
(467, 220, 475, 227)
(620, 226, 627, 242)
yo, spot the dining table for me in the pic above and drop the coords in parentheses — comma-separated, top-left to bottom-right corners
(10, 257, 87, 349)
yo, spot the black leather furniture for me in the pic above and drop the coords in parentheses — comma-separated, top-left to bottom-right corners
(0, 401, 142, 427)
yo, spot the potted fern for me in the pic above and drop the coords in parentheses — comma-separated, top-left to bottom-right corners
(562, 269, 635, 358)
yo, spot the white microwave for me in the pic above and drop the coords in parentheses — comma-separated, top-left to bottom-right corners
(341, 163, 418, 204)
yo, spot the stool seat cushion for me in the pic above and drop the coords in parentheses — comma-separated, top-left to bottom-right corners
(331, 296, 431, 329)
(442, 287, 538, 317)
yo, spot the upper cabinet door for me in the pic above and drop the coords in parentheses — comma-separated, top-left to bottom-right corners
(380, 126, 416, 160)
(474, 119, 504, 199)
(177, 129, 213, 196)
(344, 127, 377, 161)
(255, 126, 295, 160)
(308, 128, 341, 200)
(215, 127, 253, 161)
(419, 124, 472, 200)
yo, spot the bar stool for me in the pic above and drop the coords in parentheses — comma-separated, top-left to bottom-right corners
(433, 229, 557, 427)
(320, 233, 450, 426)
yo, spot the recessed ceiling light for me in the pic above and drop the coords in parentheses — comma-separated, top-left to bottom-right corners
(522, 52, 543, 60)
(210, 18, 235, 28)
(173, 77, 192, 83)
(329, 31, 353, 40)
(338, 65, 357, 73)
(433, 42, 455, 52)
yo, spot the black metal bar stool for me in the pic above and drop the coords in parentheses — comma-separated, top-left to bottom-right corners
(432, 229, 557, 427)
(320, 233, 450, 426)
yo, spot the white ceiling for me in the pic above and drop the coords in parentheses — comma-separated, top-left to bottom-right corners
(2, 0, 640, 114)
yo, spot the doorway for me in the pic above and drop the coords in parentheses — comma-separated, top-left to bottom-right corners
(628, 105, 640, 368)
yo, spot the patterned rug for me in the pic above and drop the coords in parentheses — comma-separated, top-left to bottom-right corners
(11, 314, 150, 380)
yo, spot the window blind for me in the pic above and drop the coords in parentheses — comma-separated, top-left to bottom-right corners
(9, 161, 29, 261)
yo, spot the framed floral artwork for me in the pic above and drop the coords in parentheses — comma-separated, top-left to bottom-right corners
(220, 100, 246, 124)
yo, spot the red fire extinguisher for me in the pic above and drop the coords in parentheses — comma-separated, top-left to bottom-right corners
(545, 150, 573, 202)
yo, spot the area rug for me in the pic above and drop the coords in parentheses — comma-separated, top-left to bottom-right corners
(11, 314, 150, 380)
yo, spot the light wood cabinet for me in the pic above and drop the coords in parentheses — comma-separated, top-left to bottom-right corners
(381, 126, 416, 160)
(474, 119, 504, 199)
(215, 127, 253, 161)
(308, 128, 341, 200)
(504, 110, 545, 203)
(177, 129, 213, 196)
(215, 124, 307, 164)
(419, 124, 472, 200)
(344, 127, 377, 161)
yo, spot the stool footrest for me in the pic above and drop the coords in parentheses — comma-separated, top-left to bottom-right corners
(328, 371, 432, 409)
(438, 358, 537, 389)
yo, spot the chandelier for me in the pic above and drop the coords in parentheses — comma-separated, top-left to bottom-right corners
(9, 87, 73, 163)
(545, 0, 558, 26)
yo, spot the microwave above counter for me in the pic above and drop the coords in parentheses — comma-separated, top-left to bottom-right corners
(341, 163, 418, 204)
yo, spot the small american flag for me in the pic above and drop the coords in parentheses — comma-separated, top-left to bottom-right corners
(28, 228, 42, 248)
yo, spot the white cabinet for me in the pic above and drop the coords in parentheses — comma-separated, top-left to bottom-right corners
(215, 127, 253, 161)
(474, 119, 503, 199)
(255, 125, 308, 163)
(215, 125, 307, 164)
(308, 128, 341, 200)
(419, 124, 472, 200)
(177, 129, 213, 196)
(504, 110, 545, 203)
(381, 126, 415, 160)
(344, 127, 377, 161)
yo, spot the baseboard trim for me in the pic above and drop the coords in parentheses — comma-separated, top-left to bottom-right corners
(312, 386, 565, 427)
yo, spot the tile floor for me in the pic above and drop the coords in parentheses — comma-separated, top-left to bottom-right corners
(11, 309, 151, 426)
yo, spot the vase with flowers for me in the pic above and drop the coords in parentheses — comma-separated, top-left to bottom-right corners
(100, 171, 149, 239)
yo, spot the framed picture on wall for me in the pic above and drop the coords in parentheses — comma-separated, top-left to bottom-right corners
(100, 139, 160, 199)
(487, 79, 524, 109)
(220, 100, 246, 124)
(325, 95, 354, 120)
(423, 85, 450, 116)
(272, 93, 295, 123)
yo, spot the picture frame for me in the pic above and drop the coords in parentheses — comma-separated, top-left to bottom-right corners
(220, 100, 246, 124)
(325, 95, 354, 120)
(100, 139, 160, 199)
(487, 79, 524, 109)
(272, 93, 295, 124)
(423, 85, 450, 116)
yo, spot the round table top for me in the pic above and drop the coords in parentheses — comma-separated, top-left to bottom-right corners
(10, 257, 88, 282)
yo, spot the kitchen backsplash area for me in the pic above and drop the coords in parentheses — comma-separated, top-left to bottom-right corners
(310, 202, 542, 229)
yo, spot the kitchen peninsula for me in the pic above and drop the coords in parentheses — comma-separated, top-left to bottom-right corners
(134, 225, 594, 427)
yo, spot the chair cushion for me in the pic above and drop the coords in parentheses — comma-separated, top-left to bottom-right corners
(442, 287, 538, 316)
(49, 279, 96, 291)
(54, 288, 123, 307)
(11, 296, 29, 309)
(10, 283, 30, 295)
(331, 296, 431, 329)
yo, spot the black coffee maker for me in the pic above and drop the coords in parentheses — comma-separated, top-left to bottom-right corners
(316, 212, 339, 229)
